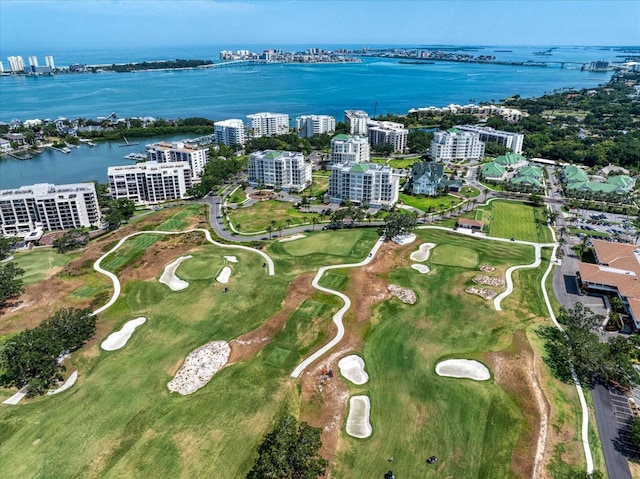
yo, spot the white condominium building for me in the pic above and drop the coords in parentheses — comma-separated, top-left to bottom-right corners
(344, 110, 369, 134)
(214, 119, 247, 146)
(146, 141, 208, 179)
(455, 125, 524, 155)
(330, 134, 370, 164)
(295, 115, 336, 137)
(45, 55, 55, 70)
(367, 120, 408, 152)
(108, 161, 192, 205)
(246, 112, 290, 137)
(328, 162, 399, 207)
(7, 56, 25, 72)
(248, 150, 312, 193)
(0, 182, 100, 236)
(429, 128, 485, 161)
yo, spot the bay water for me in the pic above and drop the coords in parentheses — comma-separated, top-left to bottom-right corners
(0, 44, 623, 189)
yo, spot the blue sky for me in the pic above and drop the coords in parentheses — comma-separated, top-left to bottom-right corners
(1, 0, 639, 52)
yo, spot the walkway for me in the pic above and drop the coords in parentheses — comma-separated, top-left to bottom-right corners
(290, 238, 384, 378)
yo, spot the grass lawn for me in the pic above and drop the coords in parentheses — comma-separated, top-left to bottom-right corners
(281, 230, 368, 257)
(399, 193, 462, 213)
(10, 249, 80, 285)
(568, 227, 610, 239)
(305, 175, 329, 198)
(485, 200, 553, 243)
(459, 186, 481, 198)
(227, 186, 247, 204)
(227, 200, 315, 233)
(430, 244, 478, 268)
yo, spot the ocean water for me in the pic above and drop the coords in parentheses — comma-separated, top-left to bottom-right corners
(0, 44, 626, 188)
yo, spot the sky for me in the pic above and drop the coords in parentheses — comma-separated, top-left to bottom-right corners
(1, 0, 639, 53)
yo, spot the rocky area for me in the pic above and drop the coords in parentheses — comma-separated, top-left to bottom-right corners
(472, 274, 505, 287)
(465, 286, 497, 300)
(387, 284, 416, 304)
(479, 264, 495, 272)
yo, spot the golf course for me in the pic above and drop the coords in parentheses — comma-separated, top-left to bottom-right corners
(0, 203, 596, 478)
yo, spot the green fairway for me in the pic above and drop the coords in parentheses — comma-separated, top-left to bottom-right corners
(10, 249, 80, 285)
(332, 230, 538, 478)
(176, 255, 224, 280)
(486, 200, 553, 243)
(282, 230, 367, 257)
(227, 199, 316, 233)
(430, 244, 478, 268)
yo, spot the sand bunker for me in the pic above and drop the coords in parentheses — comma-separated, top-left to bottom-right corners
(410, 242, 436, 262)
(392, 233, 416, 245)
(168, 340, 230, 395)
(159, 255, 192, 291)
(435, 359, 490, 381)
(346, 395, 372, 438)
(48, 371, 78, 395)
(388, 284, 416, 304)
(101, 317, 147, 351)
(216, 266, 232, 283)
(411, 264, 430, 274)
(465, 286, 497, 300)
(279, 234, 306, 242)
(338, 355, 369, 385)
(224, 255, 238, 263)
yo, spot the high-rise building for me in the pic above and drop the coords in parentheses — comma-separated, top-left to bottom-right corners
(295, 115, 336, 138)
(214, 119, 247, 146)
(7, 56, 25, 73)
(344, 110, 369, 135)
(330, 134, 370, 164)
(455, 125, 524, 155)
(328, 162, 399, 207)
(246, 112, 290, 137)
(367, 120, 408, 152)
(0, 61, 4, 73)
(0, 182, 100, 236)
(146, 141, 208, 179)
(45, 55, 55, 70)
(28, 56, 38, 67)
(428, 128, 485, 161)
(108, 161, 192, 205)
(248, 150, 312, 192)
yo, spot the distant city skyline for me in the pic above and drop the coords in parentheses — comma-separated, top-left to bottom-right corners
(1, 0, 639, 55)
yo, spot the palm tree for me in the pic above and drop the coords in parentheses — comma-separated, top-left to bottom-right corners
(277, 224, 283, 237)
(286, 218, 292, 229)
(557, 236, 567, 258)
(311, 216, 318, 231)
(266, 225, 273, 239)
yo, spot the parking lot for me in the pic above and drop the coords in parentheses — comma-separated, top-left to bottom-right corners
(566, 209, 636, 244)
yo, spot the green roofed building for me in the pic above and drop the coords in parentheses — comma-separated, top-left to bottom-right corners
(562, 164, 589, 184)
(607, 175, 636, 192)
(495, 153, 527, 169)
(329, 161, 399, 207)
(248, 150, 312, 192)
(481, 161, 506, 181)
(330, 134, 370, 164)
(517, 165, 543, 179)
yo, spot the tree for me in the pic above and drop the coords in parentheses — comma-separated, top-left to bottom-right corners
(53, 229, 90, 253)
(631, 416, 640, 449)
(246, 415, 327, 479)
(0, 262, 25, 309)
(0, 307, 96, 396)
(0, 235, 17, 261)
(529, 192, 544, 207)
(378, 211, 417, 239)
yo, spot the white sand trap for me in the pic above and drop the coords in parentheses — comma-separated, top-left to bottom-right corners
(435, 359, 490, 381)
(2, 389, 26, 405)
(279, 234, 306, 242)
(224, 255, 238, 263)
(101, 317, 147, 351)
(216, 266, 232, 283)
(159, 255, 192, 291)
(346, 395, 372, 438)
(392, 233, 416, 245)
(168, 340, 230, 395)
(48, 371, 78, 395)
(338, 355, 369, 385)
(411, 264, 430, 274)
(410, 242, 436, 262)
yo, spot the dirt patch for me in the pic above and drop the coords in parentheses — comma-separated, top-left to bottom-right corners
(486, 330, 550, 479)
(227, 273, 316, 363)
(298, 240, 399, 468)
